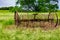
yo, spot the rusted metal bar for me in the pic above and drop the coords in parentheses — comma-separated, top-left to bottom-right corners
(20, 19, 53, 22)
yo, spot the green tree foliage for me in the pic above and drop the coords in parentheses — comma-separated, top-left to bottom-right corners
(16, 0, 59, 12)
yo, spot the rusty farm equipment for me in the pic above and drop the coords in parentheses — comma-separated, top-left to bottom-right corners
(14, 11, 58, 28)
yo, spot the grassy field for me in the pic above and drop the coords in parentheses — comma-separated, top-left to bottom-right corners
(0, 10, 60, 40)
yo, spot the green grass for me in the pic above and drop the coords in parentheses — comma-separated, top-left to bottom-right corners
(0, 10, 60, 40)
(0, 27, 60, 40)
(2, 19, 14, 25)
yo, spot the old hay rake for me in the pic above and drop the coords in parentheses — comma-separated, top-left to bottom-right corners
(14, 11, 58, 28)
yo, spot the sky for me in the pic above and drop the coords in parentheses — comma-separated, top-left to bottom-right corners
(0, 0, 60, 9)
(0, 0, 16, 7)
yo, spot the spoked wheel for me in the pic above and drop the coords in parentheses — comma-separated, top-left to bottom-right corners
(48, 12, 58, 27)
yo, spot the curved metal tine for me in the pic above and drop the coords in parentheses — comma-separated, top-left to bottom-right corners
(54, 12, 58, 27)
(14, 11, 20, 27)
(48, 12, 58, 27)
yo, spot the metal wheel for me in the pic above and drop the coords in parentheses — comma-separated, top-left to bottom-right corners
(48, 12, 58, 27)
